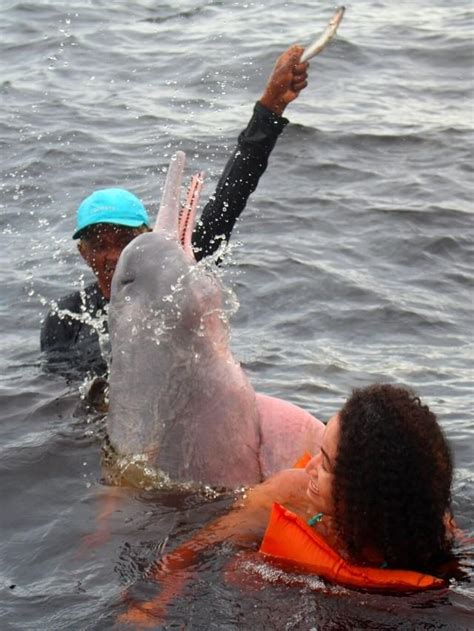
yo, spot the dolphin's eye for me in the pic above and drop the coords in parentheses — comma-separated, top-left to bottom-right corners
(120, 277, 134, 287)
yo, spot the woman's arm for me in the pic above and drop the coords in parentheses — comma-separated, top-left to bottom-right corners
(119, 469, 309, 626)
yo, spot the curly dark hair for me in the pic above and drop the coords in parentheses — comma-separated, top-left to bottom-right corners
(333, 384, 453, 573)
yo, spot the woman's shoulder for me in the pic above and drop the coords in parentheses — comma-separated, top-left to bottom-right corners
(238, 468, 310, 517)
(264, 467, 309, 496)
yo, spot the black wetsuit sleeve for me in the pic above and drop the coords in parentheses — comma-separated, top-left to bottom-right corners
(192, 102, 289, 261)
(40, 282, 107, 351)
(41, 309, 75, 351)
(40, 283, 108, 377)
(40, 293, 83, 351)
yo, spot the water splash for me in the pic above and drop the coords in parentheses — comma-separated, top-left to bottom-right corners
(241, 556, 348, 594)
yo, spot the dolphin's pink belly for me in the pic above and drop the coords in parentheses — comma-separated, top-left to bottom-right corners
(153, 356, 263, 487)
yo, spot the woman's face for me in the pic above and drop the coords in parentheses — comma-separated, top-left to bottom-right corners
(305, 413, 340, 516)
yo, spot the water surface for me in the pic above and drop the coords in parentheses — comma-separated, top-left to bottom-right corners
(1, 1, 473, 629)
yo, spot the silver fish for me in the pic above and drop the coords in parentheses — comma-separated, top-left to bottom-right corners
(300, 6, 345, 63)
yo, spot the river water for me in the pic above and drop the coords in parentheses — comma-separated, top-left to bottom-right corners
(1, 1, 473, 629)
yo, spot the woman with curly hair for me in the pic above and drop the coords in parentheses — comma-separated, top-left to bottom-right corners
(308, 384, 454, 574)
(121, 384, 456, 624)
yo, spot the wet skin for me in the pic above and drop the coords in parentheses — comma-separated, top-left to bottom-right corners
(305, 413, 340, 517)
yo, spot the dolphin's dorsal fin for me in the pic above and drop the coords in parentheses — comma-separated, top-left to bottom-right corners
(154, 151, 186, 238)
(179, 171, 205, 258)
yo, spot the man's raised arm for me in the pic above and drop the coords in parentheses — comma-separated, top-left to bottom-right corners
(192, 46, 308, 261)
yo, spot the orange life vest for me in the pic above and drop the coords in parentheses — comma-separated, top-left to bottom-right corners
(292, 451, 312, 469)
(259, 503, 445, 592)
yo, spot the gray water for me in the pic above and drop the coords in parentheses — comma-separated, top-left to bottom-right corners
(1, 1, 473, 629)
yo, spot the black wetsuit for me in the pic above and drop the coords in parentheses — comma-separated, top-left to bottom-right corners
(41, 103, 289, 377)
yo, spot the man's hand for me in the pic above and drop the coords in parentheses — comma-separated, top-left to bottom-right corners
(259, 45, 308, 116)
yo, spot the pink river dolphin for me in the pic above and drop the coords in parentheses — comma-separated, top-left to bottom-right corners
(106, 152, 324, 488)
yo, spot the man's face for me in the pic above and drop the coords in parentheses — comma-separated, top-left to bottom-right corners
(78, 224, 148, 300)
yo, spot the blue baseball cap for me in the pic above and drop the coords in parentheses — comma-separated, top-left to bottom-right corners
(73, 188, 150, 239)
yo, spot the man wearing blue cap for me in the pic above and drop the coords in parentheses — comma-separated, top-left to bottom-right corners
(41, 46, 309, 375)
